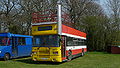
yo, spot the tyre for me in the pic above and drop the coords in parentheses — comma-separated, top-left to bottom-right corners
(4, 53, 10, 61)
(67, 50, 72, 61)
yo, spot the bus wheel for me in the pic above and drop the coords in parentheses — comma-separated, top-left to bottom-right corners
(67, 51, 72, 61)
(4, 53, 10, 61)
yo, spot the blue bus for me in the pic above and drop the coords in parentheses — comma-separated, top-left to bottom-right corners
(0, 33, 32, 60)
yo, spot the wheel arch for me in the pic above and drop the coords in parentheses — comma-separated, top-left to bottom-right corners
(5, 52, 11, 58)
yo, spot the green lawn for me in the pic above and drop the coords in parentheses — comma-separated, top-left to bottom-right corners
(0, 52, 120, 68)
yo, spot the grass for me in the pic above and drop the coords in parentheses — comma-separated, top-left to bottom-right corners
(0, 52, 120, 68)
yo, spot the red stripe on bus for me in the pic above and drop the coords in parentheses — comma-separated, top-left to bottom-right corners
(62, 57, 67, 60)
(62, 25, 86, 38)
(66, 48, 87, 56)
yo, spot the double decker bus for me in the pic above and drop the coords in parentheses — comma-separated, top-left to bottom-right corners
(32, 4, 87, 62)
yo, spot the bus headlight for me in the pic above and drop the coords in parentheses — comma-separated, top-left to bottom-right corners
(53, 51, 58, 55)
(0, 51, 1, 53)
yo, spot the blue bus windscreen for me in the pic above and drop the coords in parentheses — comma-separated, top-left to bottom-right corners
(0, 37, 10, 46)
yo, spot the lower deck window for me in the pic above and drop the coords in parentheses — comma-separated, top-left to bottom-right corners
(66, 37, 86, 46)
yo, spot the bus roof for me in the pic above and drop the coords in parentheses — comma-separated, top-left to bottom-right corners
(62, 25, 86, 39)
(0, 33, 32, 38)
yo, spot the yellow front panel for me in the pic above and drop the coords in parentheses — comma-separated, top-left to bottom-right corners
(32, 47, 62, 62)
(32, 24, 58, 35)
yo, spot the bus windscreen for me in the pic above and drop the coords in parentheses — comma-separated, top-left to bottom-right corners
(0, 37, 10, 46)
(33, 35, 59, 47)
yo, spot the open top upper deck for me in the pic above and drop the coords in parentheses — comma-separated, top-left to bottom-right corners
(32, 9, 72, 26)
(32, 4, 86, 39)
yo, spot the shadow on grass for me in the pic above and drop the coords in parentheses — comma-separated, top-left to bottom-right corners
(0, 56, 65, 65)
(15, 58, 65, 65)
(0, 58, 4, 61)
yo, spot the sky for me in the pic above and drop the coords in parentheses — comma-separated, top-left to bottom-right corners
(96, 0, 109, 15)
(100, 0, 107, 9)
(93, 0, 107, 9)
(95, 0, 107, 7)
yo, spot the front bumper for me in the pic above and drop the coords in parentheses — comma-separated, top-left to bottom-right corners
(32, 56, 62, 62)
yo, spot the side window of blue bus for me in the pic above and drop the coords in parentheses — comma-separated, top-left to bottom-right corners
(18, 37, 26, 45)
(9, 38, 12, 45)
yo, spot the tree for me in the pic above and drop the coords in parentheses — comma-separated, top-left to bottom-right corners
(17, 0, 58, 35)
(80, 16, 109, 51)
(0, 0, 23, 33)
(61, 0, 109, 51)
(63, 0, 104, 30)
(106, 0, 120, 45)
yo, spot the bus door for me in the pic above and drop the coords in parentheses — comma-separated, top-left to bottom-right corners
(61, 36, 66, 57)
(12, 37, 18, 57)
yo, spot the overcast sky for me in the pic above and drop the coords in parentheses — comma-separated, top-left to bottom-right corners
(97, 0, 109, 14)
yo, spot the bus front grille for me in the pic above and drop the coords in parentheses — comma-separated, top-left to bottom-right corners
(37, 55, 50, 58)
(38, 51, 50, 55)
